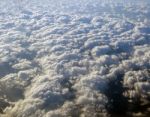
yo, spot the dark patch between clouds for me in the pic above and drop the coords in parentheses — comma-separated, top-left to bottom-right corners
(16, 50, 37, 61)
(105, 73, 128, 116)
(0, 62, 16, 78)
(104, 71, 150, 117)
(0, 99, 10, 114)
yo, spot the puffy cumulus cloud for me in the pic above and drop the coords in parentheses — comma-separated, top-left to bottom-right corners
(0, 74, 24, 101)
(25, 75, 69, 110)
(0, 0, 150, 117)
(3, 99, 44, 117)
(92, 45, 111, 56)
(124, 70, 150, 99)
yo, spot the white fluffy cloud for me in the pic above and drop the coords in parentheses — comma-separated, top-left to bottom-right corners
(0, 0, 150, 117)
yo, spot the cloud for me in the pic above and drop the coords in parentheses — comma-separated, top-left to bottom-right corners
(0, 0, 150, 117)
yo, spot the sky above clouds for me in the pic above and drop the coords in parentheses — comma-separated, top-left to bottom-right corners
(0, 0, 150, 117)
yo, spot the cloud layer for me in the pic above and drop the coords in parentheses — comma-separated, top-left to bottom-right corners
(0, 0, 150, 117)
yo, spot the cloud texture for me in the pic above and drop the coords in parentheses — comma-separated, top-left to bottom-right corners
(0, 0, 150, 117)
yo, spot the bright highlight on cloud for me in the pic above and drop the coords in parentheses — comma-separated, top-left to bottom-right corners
(0, 0, 150, 117)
